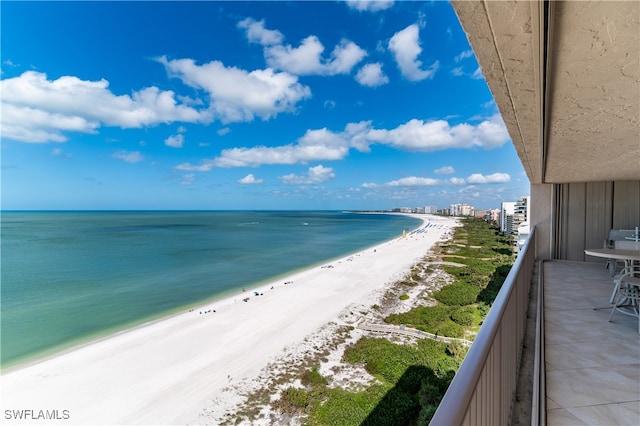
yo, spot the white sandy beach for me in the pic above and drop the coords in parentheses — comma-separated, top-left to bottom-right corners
(1, 214, 458, 425)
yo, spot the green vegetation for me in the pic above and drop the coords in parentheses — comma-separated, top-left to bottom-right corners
(302, 339, 459, 426)
(276, 387, 310, 414)
(302, 366, 328, 388)
(269, 218, 514, 425)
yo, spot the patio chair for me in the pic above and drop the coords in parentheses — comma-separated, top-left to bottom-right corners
(608, 265, 640, 333)
(605, 229, 638, 275)
(615, 240, 640, 250)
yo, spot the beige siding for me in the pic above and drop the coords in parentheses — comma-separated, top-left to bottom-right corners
(533, 181, 640, 261)
(613, 181, 640, 229)
(552, 181, 640, 262)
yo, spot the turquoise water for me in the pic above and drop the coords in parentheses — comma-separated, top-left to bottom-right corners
(1, 211, 421, 368)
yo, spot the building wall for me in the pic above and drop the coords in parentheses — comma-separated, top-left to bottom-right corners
(530, 181, 640, 261)
(531, 184, 553, 259)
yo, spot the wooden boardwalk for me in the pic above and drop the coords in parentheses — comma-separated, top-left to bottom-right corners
(357, 322, 472, 347)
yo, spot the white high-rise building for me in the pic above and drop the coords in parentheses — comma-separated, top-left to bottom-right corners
(450, 203, 475, 217)
(500, 202, 516, 235)
(424, 205, 437, 214)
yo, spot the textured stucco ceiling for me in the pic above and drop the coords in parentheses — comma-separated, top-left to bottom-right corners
(452, 0, 640, 184)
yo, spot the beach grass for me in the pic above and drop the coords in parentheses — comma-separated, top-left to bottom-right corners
(233, 217, 515, 425)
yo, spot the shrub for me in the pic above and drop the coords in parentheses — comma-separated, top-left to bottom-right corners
(385, 305, 450, 328)
(435, 321, 464, 338)
(277, 387, 309, 413)
(445, 342, 467, 358)
(399, 294, 410, 300)
(477, 264, 513, 305)
(302, 366, 328, 388)
(450, 306, 475, 326)
(434, 283, 479, 306)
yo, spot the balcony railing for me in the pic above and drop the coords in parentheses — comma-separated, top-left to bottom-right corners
(430, 228, 536, 425)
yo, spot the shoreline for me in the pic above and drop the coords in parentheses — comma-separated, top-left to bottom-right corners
(2, 212, 423, 373)
(1, 213, 456, 425)
(1, 210, 422, 372)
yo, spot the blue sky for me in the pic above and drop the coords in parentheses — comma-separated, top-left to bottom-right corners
(1, 0, 529, 211)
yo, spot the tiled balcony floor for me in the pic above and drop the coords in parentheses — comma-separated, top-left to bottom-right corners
(544, 260, 640, 425)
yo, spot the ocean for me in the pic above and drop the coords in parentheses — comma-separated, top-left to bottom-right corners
(0, 211, 421, 368)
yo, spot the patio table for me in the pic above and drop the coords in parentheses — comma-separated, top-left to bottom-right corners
(585, 248, 640, 304)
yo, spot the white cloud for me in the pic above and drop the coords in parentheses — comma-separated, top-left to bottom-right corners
(434, 166, 455, 174)
(215, 140, 347, 168)
(112, 150, 143, 163)
(326, 40, 368, 75)
(180, 173, 195, 186)
(237, 18, 284, 46)
(451, 67, 464, 77)
(472, 67, 484, 80)
(158, 56, 311, 123)
(465, 173, 511, 184)
(238, 173, 264, 184)
(263, 36, 324, 74)
(1, 71, 207, 143)
(454, 49, 474, 62)
(177, 126, 357, 170)
(386, 177, 440, 187)
(175, 115, 508, 171)
(361, 182, 378, 188)
(449, 177, 467, 185)
(2, 102, 98, 143)
(50, 148, 62, 156)
(345, 0, 394, 12)
(355, 63, 389, 87)
(239, 19, 366, 77)
(263, 36, 366, 76)
(165, 133, 184, 148)
(175, 160, 214, 172)
(388, 24, 439, 81)
(367, 114, 509, 151)
(279, 165, 335, 184)
(217, 127, 231, 136)
(380, 172, 510, 188)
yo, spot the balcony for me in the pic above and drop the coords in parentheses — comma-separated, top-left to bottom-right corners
(542, 260, 639, 424)
(438, 1, 640, 424)
(430, 232, 640, 425)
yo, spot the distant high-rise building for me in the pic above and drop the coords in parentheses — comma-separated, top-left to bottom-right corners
(513, 196, 531, 250)
(475, 209, 491, 219)
(488, 209, 501, 223)
(425, 205, 437, 214)
(501, 197, 530, 240)
(450, 203, 475, 217)
(500, 202, 516, 235)
(513, 196, 530, 229)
